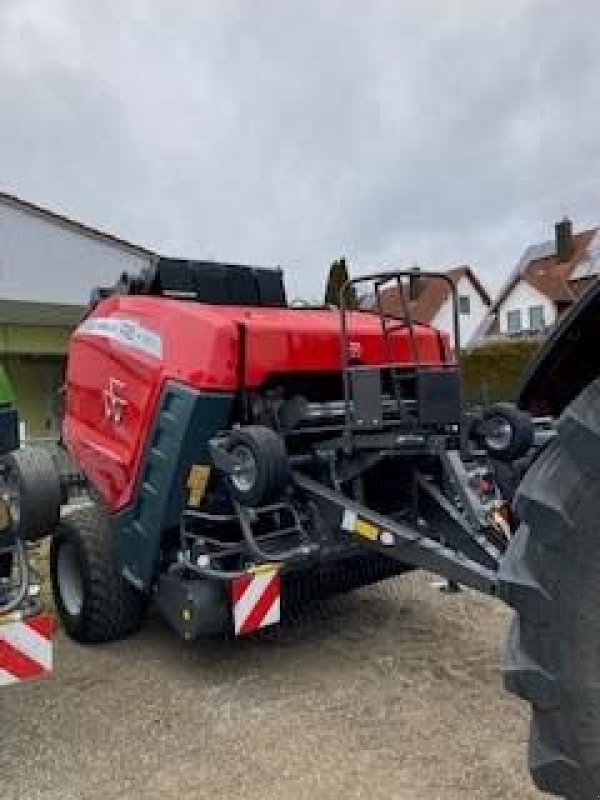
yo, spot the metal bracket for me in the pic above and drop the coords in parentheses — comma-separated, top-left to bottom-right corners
(293, 471, 498, 595)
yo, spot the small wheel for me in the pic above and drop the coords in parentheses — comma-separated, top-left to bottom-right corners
(226, 425, 289, 507)
(481, 403, 534, 462)
(50, 503, 147, 643)
(1, 447, 61, 541)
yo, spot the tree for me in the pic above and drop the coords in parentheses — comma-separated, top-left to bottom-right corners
(324, 257, 358, 308)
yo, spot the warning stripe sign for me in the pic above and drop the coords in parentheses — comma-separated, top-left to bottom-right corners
(0, 613, 54, 686)
(231, 569, 281, 636)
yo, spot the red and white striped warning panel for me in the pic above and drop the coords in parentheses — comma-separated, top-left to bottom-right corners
(230, 568, 281, 636)
(0, 613, 54, 686)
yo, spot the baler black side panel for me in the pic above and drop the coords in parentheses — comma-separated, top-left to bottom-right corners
(417, 369, 461, 426)
(116, 382, 232, 590)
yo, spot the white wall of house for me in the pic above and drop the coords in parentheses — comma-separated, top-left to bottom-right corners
(496, 281, 556, 335)
(0, 199, 154, 305)
(431, 275, 489, 348)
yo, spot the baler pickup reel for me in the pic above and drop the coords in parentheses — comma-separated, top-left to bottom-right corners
(183, 270, 546, 600)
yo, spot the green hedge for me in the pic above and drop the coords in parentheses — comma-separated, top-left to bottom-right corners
(461, 340, 541, 406)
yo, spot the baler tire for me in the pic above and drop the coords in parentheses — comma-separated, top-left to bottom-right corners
(50, 504, 146, 643)
(501, 377, 600, 799)
(226, 425, 290, 507)
(1, 447, 61, 541)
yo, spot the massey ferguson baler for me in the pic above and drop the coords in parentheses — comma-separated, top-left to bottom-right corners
(3, 258, 590, 797)
(2, 259, 527, 642)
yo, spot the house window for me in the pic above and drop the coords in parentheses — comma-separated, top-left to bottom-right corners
(529, 305, 545, 331)
(507, 309, 522, 333)
(459, 295, 470, 315)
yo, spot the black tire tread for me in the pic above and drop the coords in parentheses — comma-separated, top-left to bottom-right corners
(228, 425, 289, 506)
(3, 446, 61, 540)
(483, 402, 534, 462)
(51, 504, 145, 643)
(503, 377, 600, 799)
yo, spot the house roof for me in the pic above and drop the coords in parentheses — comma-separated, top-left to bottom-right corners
(467, 224, 600, 349)
(378, 266, 491, 323)
(495, 228, 599, 310)
(0, 190, 155, 259)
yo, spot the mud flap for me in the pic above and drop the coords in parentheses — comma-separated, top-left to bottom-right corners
(155, 574, 229, 640)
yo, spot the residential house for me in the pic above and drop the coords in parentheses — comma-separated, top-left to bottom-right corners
(474, 218, 600, 343)
(376, 266, 492, 348)
(0, 191, 155, 435)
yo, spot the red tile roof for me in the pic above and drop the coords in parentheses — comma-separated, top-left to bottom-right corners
(497, 228, 598, 310)
(378, 266, 491, 323)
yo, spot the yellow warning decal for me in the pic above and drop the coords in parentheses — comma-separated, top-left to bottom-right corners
(186, 465, 211, 507)
(248, 563, 279, 576)
(341, 509, 380, 541)
(355, 518, 379, 541)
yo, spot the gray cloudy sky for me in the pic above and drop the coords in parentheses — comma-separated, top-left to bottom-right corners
(1, 0, 599, 302)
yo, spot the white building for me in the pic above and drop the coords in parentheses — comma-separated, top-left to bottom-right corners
(0, 192, 154, 306)
(473, 219, 600, 345)
(495, 278, 556, 336)
(0, 191, 155, 435)
(429, 268, 492, 347)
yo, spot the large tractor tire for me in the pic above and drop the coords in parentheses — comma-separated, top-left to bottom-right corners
(50, 504, 147, 643)
(501, 377, 600, 799)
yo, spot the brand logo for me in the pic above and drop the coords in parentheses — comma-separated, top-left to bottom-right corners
(79, 317, 162, 359)
(103, 378, 128, 424)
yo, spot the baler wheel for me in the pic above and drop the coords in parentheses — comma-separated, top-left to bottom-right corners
(481, 402, 534, 462)
(226, 425, 290, 507)
(501, 377, 600, 799)
(50, 503, 146, 643)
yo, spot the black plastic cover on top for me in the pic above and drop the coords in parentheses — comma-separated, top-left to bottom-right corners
(155, 259, 286, 306)
(91, 259, 287, 309)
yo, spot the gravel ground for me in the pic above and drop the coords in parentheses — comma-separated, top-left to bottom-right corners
(0, 571, 549, 800)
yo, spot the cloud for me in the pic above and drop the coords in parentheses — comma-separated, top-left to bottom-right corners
(1, 0, 599, 303)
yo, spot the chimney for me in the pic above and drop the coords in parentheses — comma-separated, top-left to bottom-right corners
(408, 266, 422, 301)
(555, 217, 574, 262)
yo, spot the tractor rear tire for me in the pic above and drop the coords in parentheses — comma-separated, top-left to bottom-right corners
(501, 377, 600, 799)
(50, 504, 146, 643)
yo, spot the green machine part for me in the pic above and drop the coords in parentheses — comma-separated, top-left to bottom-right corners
(0, 365, 16, 405)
